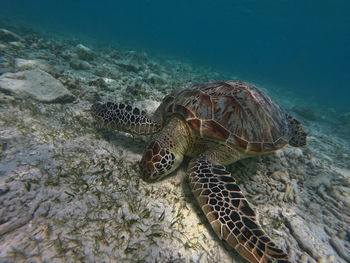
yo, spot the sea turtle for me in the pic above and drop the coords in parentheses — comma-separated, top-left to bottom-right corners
(91, 81, 307, 263)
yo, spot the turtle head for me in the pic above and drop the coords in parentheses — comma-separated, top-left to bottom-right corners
(140, 117, 190, 182)
(140, 140, 184, 182)
(286, 115, 307, 147)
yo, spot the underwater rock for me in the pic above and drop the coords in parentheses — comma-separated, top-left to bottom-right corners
(272, 170, 289, 183)
(0, 55, 14, 74)
(14, 58, 51, 72)
(114, 59, 142, 72)
(88, 78, 113, 91)
(329, 235, 350, 263)
(0, 69, 75, 103)
(8, 41, 25, 49)
(70, 58, 91, 70)
(146, 72, 166, 85)
(76, 43, 95, 61)
(0, 139, 5, 154)
(0, 28, 22, 42)
(285, 216, 319, 260)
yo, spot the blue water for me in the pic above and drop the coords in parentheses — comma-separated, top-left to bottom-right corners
(1, 0, 350, 108)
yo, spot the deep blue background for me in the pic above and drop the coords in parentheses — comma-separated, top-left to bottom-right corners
(1, 0, 350, 108)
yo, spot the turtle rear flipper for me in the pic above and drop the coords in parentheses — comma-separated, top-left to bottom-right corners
(91, 102, 161, 135)
(188, 156, 290, 263)
(287, 115, 307, 147)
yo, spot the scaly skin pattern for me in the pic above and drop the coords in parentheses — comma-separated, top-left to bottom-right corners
(286, 115, 307, 147)
(188, 156, 290, 263)
(91, 102, 161, 135)
(140, 116, 191, 182)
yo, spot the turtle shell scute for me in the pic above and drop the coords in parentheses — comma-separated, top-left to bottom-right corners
(161, 81, 291, 153)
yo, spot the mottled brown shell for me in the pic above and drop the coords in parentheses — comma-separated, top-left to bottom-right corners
(162, 81, 291, 153)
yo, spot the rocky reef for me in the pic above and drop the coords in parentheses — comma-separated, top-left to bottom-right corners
(0, 23, 349, 263)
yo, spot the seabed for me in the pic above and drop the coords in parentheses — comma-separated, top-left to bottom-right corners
(0, 22, 349, 263)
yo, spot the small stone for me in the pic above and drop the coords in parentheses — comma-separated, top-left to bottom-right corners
(0, 28, 22, 42)
(285, 216, 318, 259)
(76, 44, 95, 61)
(285, 147, 303, 158)
(0, 184, 10, 195)
(0, 58, 13, 74)
(0, 69, 75, 103)
(283, 183, 293, 202)
(8, 41, 25, 48)
(14, 58, 50, 72)
(115, 60, 141, 72)
(147, 73, 166, 84)
(272, 171, 289, 183)
(327, 255, 335, 263)
(0, 139, 6, 153)
(329, 236, 350, 262)
(70, 59, 91, 70)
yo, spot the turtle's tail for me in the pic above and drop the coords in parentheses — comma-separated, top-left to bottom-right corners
(91, 102, 161, 135)
(286, 115, 307, 147)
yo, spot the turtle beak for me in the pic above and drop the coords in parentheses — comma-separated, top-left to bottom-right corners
(140, 168, 161, 183)
(139, 153, 169, 183)
(140, 174, 157, 183)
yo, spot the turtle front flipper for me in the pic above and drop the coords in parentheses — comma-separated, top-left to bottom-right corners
(286, 115, 307, 147)
(91, 102, 161, 135)
(188, 156, 290, 263)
